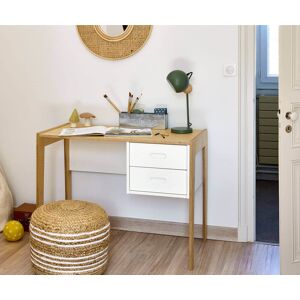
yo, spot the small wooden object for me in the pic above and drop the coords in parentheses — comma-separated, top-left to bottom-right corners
(79, 112, 96, 127)
(69, 109, 80, 127)
(184, 84, 193, 94)
(13, 203, 36, 231)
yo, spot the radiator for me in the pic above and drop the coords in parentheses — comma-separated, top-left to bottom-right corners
(257, 95, 278, 165)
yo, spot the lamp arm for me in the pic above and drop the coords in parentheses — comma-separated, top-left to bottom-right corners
(186, 93, 192, 129)
(186, 71, 193, 129)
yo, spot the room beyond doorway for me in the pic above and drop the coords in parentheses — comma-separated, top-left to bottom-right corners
(255, 25, 279, 244)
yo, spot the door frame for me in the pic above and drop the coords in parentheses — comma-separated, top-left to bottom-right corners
(238, 25, 256, 242)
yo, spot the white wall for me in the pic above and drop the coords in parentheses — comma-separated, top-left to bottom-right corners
(0, 25, 239, 228)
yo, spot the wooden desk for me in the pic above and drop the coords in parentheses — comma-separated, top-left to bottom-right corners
(36, 123, 208, 270)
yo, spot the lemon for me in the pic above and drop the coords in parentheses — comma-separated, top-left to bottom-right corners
(3, 220, 24, 242)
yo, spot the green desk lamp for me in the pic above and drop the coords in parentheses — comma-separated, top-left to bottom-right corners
(167, 70, 193, 134)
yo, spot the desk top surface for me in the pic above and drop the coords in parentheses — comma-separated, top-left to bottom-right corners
(38, 123, 206, 145)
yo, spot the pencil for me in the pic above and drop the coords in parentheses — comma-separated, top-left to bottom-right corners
(127, 92, 133, 113)
(130, 93, 142, 112)
(103, 94, 121, 113)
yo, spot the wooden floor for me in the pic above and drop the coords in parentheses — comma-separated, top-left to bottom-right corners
(0, 230, 280, 275)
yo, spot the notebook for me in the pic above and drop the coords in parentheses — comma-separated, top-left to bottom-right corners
(59, 126, 152, 137)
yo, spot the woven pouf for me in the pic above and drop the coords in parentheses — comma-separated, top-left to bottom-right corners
(30, 200, 110, 275)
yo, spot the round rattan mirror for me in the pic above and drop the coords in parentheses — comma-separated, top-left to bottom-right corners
(77, 25, 152, 60)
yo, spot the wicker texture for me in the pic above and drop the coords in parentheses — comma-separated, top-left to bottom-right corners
(77, 25, 152, 60)
(30, 200, 110, 275)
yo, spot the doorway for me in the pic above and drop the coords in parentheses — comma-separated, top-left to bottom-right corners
(255, 25, 279, 244)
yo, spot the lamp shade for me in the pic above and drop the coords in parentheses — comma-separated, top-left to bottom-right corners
(166, 70, 189, 93)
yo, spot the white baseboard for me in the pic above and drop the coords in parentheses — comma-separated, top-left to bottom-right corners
(238, 225, 248, 242)
(110, 216, 238, 242)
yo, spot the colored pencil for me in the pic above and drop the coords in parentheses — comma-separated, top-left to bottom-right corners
(130, 93, 142, 112)
(127, 92, 133, 113)
(103, 94, 121, 113)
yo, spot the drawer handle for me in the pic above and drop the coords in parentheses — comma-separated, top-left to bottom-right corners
(150, 177, 167, 182)
(149, 152, 167, 159)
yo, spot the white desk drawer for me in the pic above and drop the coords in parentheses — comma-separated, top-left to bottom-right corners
(129, 143, 188, 169)
(129, 167, 188, 196)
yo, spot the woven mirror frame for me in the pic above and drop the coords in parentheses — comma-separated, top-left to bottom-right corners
(77, 25, 152, 60)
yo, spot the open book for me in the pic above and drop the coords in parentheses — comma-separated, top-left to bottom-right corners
(59, 126, 152, 137)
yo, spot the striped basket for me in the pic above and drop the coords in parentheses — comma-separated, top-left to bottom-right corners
(30, 200, 110, 275)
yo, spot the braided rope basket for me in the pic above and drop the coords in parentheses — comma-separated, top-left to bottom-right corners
(30, 200, 110, 275)
(77, 25, 152, 60)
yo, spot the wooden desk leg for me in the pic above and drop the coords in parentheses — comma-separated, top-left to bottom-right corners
(188, 144, 195, 270)
(202, 144, 208, 241)
(64, 139, 72, 200)
(36, 135, 45, 207)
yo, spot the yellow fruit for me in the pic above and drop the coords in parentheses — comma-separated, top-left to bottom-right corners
(3, 220, 24, 242)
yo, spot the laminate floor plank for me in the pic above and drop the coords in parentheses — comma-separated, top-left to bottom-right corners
(0, 234, 33, 275)
(0, 230, 280, 275)
(0, 233, 30, 266)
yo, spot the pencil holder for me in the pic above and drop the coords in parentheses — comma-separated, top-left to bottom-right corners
(119, 112, 168, 129)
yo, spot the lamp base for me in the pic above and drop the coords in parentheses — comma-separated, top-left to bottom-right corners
(171, 127, 193, 134)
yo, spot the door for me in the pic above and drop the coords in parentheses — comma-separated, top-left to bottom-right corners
(279, 25, 300, 274)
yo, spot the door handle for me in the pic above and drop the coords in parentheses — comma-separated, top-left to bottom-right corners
(149, 153, 167, 159)
(150, 177, 167, 182)
(285, 111, 298, 121)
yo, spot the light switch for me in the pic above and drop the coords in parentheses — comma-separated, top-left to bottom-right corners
(223, 64, 237, 77)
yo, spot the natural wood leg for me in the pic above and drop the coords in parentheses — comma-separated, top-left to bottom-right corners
(202, 144, 208, 241)
(64, 139, 72, 200)
(36, 135, 64, 207)
(188, 144, 196, 270)
(36, 135, 45, 207)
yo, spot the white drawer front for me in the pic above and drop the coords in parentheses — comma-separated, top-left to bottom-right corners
(129, 167, 187, 196)
(129, 143, 188, 169)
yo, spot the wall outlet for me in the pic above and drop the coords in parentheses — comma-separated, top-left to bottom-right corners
(223, 64, 237, 77)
